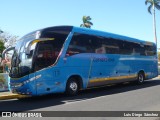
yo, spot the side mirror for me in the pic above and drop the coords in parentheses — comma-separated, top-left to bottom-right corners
(2, 47, 15, 59)
(25, 48, 33, 56)
(8, 68, 11, 73)
(12, 57, 21, 67)
(26, 50, 33, 58)
(25, 49, 30, 55)
(16, 58, 21, 65)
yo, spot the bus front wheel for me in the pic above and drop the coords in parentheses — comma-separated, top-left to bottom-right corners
(66, 77, 79, 96)
(137, 72, 145, 84)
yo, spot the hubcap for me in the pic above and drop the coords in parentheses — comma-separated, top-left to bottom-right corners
(70, 82, 78, 91)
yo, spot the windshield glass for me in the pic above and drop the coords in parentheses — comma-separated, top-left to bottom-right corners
(9, 30, 71, 78)
(9, 39, 37, 78)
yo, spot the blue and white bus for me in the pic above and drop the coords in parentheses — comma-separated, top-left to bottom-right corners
(9, 26, 158, 96)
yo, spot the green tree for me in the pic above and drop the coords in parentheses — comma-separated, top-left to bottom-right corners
(0, 41, 5, 56)
(0, 30, 5, 54)
(0, 32, 18, 48)
(80, 16, 93, 28)
(145, 0, 160, 48)
(0, 41, 5, 51)
(0, 30, 17, 59)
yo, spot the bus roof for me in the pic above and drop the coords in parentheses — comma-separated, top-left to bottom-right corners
(19, 26, 155, 46)
(72, 26, 154, 45)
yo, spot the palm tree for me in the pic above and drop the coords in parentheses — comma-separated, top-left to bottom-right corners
(145, 0, 160, 48)
(80, 16, 93, 28)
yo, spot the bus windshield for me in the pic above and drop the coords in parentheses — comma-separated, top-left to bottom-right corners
(9, 30, 70, 78)
(9, 39, 35, 78)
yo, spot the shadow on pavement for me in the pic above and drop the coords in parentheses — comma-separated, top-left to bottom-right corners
(0, 79, 160, 111)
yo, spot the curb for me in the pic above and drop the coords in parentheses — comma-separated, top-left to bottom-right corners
(0, 94, 19, 100)
(152, 75, 160, 80)
(0, 93, 29, 100)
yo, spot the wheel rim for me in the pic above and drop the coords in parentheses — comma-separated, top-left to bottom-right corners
(70, 82, 78, 92)
(139, 74, 144, 83)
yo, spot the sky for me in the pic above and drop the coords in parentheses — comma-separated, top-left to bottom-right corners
(1, 0, 160, 48)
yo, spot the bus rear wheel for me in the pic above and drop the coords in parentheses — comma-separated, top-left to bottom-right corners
(66, 77, 79, 96)
(137, 72, 145, 84)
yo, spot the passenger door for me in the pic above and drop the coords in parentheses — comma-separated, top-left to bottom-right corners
(34, 41, 55, 95)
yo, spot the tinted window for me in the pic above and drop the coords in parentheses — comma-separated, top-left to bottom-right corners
(131, 43, 145, 56)
(66, 33, 155, 56)
(67, 33, 98, 55)
(101, 38, 120, 54)
(66, 33, 120, 56)
(145, 44, 156, 56)
(34, 38, 65, 71)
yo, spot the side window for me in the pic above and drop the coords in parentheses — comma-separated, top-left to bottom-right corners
(132, 43, 145, 56)
(66, 33, 99, 56)
(34, 42, 54, 71)
(118, 41, 146, 56)
(33, 34, 65, 71)
(66, 33, 155, 56)
(66, 33, 86, 55)
(92, 36, 105, 54)
(145, 45, 156, 56)
(66, 33, 121, 56)
(105, 38, 120, 54)
(120, 41, 133, 55)
(94, 38, 120, 54)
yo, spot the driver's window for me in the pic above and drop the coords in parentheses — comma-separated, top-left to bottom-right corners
(34, 42, 54, 71)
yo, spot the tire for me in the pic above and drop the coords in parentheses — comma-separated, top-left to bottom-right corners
(137, 72, 145, 84)
(66, 77, 79, 96)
